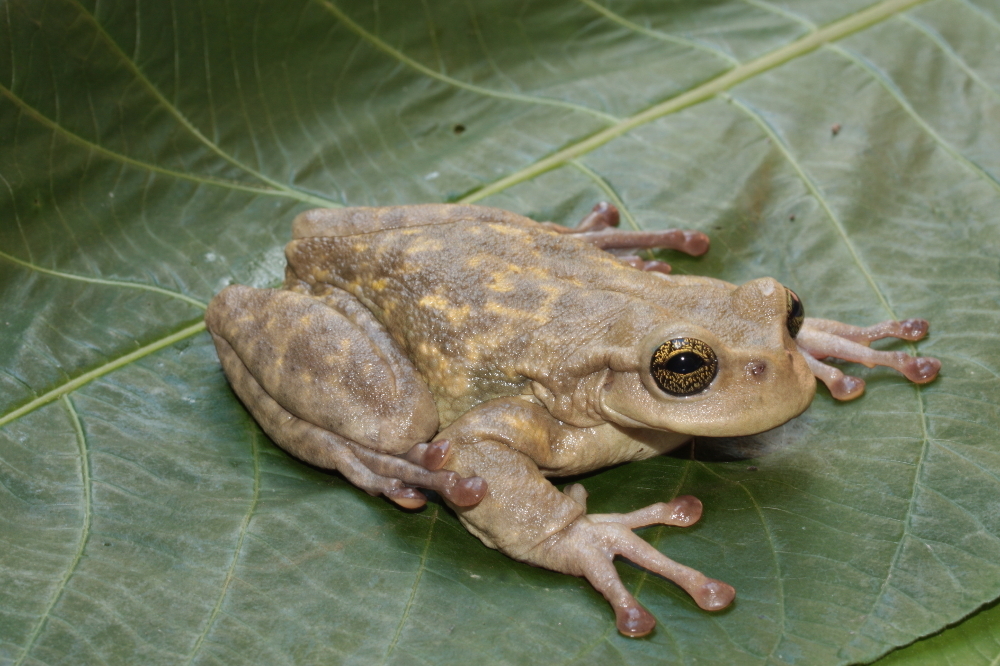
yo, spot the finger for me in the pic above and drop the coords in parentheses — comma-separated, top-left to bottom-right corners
(613, 536, 734, 612)
(563, 483, 589, 510)
(440, 475, 488, 506)
(348, 441, 486, 505)
(385, 486, 427, 510)
(576, 201, 621, 231)
(618, 255, 672, 274)
(580, 552, 656, 637)
(800, 351, 866, 400)
(403, 439, 452, 470)
(576, 228, 710, 256)
(797, 327, 940, 384)
(802, 317, 929, 344)
(589, 495, 703, 529)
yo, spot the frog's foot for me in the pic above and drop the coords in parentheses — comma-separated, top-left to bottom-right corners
(344, 440, 487, 508)
(796, 317, 941, 400)
(545, 202, 710, 256)
(393, 440, 488, 507)
(532, 489, 732, 637)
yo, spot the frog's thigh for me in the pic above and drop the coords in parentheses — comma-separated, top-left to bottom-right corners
(205, 284, 437, 452)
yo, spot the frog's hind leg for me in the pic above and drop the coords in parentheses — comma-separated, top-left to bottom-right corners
(206, 285, 486, 508)
(796, 317, 941, 400)
(548, 202, 710, 259)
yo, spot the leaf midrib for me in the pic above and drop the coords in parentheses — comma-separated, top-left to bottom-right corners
(459, 0, 932, 205)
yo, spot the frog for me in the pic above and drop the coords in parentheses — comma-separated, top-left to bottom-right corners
(205, 202, 940, 637)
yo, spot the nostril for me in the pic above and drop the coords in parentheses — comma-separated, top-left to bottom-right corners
(746, 360, 767, 379)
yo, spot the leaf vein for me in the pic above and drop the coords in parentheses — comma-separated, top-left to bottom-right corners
(0, 320, 207, 428)
(900, 13, 1000, 102)
(12, 395, 92, 666)
(697, 460, 786, 664)
(381, 505, 438, 664)
(0, 249, 208, 309)
(312, 0, 619, 123)
(567, 160, 640, 230)
(829, 43, 1000, 195)
(460, 0, 932, 205)
(62, 0, 335, 206)
(0, 84, 330, 205)
(184, 428, 262, 665)
(577, 0, 741, 64)
(736, 0, 818, 31)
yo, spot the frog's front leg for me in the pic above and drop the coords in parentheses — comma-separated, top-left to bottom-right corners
(435, 398, 733, 637)
(205, 285, 485, 508)
(796, 317, 941, 399)
(543, 202, 709, 274)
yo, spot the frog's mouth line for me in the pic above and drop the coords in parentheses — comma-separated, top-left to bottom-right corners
(597, 400, 651, 430)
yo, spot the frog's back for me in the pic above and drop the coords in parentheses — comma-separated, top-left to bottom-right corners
(284, 205, 664, 422)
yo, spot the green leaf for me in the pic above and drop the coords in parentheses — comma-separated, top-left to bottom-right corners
(877, 599, 1000, 665)
(1, 0, 998, 664)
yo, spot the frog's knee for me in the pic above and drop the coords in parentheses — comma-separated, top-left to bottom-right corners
(205, 284, 259, 336)
(207, 285, 438, 453)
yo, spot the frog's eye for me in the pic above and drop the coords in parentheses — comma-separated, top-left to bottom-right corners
(785, 288, 804, 339)
(650, 338, 718, 396)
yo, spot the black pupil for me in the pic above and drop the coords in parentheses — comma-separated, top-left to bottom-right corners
(666, 352, 705, 374)
(789, 294, 803, 318)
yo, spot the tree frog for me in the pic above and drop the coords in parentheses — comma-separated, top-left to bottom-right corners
(205, 203, 940, 637)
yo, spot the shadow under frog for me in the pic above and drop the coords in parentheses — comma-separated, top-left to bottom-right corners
(205, 202, 940, 637)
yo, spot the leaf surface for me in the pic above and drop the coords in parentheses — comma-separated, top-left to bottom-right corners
(2, 0, 999, 664)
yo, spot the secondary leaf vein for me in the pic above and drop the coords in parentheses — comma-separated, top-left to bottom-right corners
(577, 0, 741, 64)
(184, 427, 262, 665)
(829, 43, 1000, 194)
(12, 395, 92, 666)
(63, 0, 335, 206)
(312, 0, 620, 123)
(0, 320, 207, 428)
(0, 249, 208, 310)
(382, 507, 438, 664)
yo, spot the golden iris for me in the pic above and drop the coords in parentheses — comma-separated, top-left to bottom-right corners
(650, 338, 718, 396)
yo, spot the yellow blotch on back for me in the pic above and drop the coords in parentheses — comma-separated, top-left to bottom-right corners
(485, 300, 549, 324)
(405, 238, 444, 254)
(418, 294, 472, 325)
(446, 304, 471, 325)
(487, 223, 529, 238)
(419, 294, 450, 310)
(489, 271, 516, 293)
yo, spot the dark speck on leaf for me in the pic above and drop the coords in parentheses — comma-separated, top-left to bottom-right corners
(453, 124, 466, 135)
(747, 466, 758, 472)
(831, 123, 842, 136)
(789, 214, 796, 221)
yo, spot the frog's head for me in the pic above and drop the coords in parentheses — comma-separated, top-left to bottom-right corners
(600, 277, 815, 437)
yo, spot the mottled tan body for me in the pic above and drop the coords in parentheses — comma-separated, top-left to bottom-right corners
(206, 203, 940, 637)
